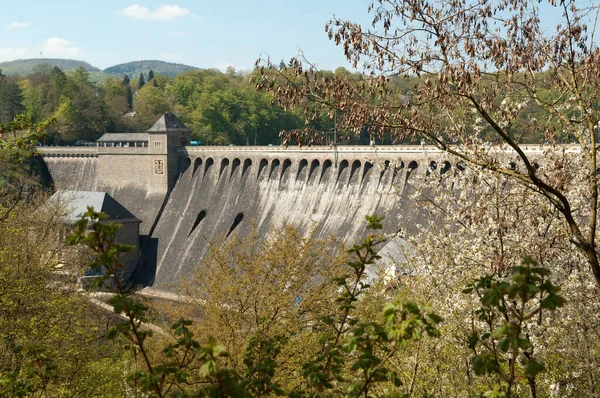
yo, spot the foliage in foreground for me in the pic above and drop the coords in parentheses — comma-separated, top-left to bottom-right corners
(64, 208, 578, 398)
(0, 118, 128, 396)
(0, 199, 126, 397)
(69, 212, 445, 397)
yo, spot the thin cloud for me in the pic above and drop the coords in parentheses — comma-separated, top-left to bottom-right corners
(116, 4, 190, 21)
(166, 31, 186, 39)
(0, 47, 29, 61)
(42, 38, 84, 58)
(6, 22, 31, 30)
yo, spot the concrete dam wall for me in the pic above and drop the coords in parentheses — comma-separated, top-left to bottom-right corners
(150, 146, 441, 288)
(39, 143, 462, 292)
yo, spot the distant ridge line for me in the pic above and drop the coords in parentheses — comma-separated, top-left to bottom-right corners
(0, 58, 199, 78)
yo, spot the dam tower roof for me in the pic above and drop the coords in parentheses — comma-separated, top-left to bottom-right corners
(147, 113, 190, 133)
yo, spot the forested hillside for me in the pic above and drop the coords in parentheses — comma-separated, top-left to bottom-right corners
(0, 58, 101, 75)
(0, 64, 350, 145)
(104, 60, 198, 78)
(0, 59, 560, 146)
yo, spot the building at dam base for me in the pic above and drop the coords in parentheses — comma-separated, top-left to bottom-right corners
(39, 113, 467, 292)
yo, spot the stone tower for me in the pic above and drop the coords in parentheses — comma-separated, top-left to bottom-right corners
(147, 113, 191, 191)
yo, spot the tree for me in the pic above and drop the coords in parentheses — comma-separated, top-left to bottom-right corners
(133, 83, 174, 130)
(255, 0, 600, 288)
(54, 67, 106, 142)
(387, 162, 600, 396)
(0, 201, 126, 397)
(19, 78, 44, 123)
(69, 212, 442, 397)
(0, 118, 126, 396)
(180, 225, 351, 381)
(122, 74, 133, 109)
(138, 72, 146, 89)
(0, 76, 25, 124)
(103, 77, 130, 132)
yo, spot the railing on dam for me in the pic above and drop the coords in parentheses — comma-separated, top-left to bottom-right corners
(37, 143, 582, 159)
(182, 144, 581, 156)
(37, 146, 98, 157)
(183, 144, 443, 154)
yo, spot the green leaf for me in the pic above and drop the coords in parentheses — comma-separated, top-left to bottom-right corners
(390, 371, 403, 387)
(472, 351, 499, 376)
(491, 325, 507, 339)
(427, 313, 444, 324)
(540, 293, 566, 310)
(517, 338, 533, 350)
(497, 338, 510, 352)
(524, 359, 545, 376)
(467, 332, 479, 349)
(482, 289, 500, 307)
(403, 300, 420, 314)
(365, 214, 384, 230)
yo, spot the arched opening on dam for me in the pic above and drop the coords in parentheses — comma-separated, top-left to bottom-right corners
(336, 159, 349, 184)
(193, 158, 203, 177)
(226, 213, 244, 238)
(308, 159, 320, 183)
(320, 159, 332, 184)
(349, 160, 361, 185)
(406, 161, 418, 183)
(269, 159, 281, 180)
(426, 161, 437, 177)
(297, 159, 308, 181)
(378, 160, 391, 189)
(181, 157, 191, 176)
(258, 158, 268, 179)
(281, 159, 292, 180)
(189, 210, 207, 236)
(392, 161, 404, 185)
(231, 158, 241, 180)
(219, 158, 230, 179)
(204, 158, 215, 178)
(440, 161, 451, 175)
(242, 159, 252, 178)
(362, 161, 373, 184)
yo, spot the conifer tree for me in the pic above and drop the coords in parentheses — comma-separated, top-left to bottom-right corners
(122, 74, 133, 110)
(137, 72, 145, 89)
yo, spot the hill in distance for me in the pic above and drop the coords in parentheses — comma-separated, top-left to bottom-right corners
(104, 60, 198, 78)
(0, 58, 101, 75)
(0, 58, 199, 80)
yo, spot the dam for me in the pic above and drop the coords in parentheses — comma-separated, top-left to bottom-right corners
(37, 114, 512, 292)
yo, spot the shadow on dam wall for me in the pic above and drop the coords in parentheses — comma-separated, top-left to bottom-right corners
(146, 154, 441, 290)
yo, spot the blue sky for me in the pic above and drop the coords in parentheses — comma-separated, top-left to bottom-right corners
(0, 1, 372, 71)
